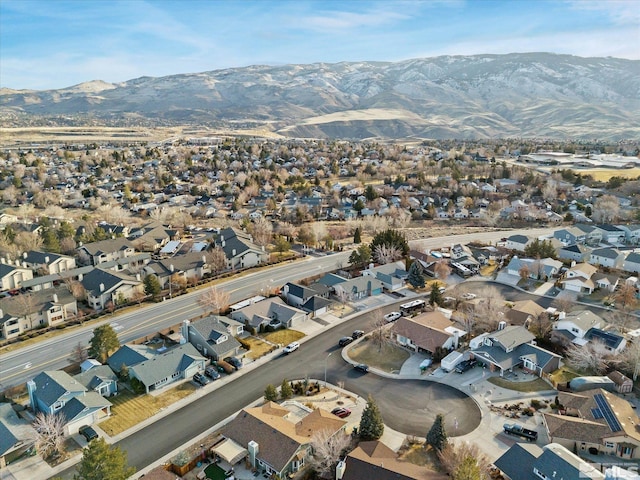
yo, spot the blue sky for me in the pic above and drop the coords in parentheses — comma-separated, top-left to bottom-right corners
(1, 0, 638, 90)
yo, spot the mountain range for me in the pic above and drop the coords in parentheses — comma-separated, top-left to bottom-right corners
(1, 52, 639, 140)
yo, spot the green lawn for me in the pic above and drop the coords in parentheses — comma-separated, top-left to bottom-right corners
(204, 463, 227, 480)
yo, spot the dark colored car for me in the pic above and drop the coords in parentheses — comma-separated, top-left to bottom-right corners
(193, 372, 210, 386)
(224, 356, 243, 370)
(331, 407, 352, 418)
(204, 365, 221, 380)
(352, 330, 365, 339)
(354, 364, 369, 373)
(79, 425, 98, 442)
(338, 336, 354, 347)
(455, 359, 477, 374)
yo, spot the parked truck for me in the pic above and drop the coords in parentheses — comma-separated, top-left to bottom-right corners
(503, 423, 538, 442)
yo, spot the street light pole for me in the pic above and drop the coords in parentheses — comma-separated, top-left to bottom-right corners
(324, 352, 333, 386)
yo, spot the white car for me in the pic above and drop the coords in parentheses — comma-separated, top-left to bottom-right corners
(384, 311, 401, 322)
(283, 342, 300, 354)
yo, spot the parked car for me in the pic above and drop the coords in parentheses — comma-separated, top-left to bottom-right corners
(205, 365, 221, 380)
(461, 293, 477, 300)
(352, 330, 365, 339)
(78, 425, 98, 442)
(224, 356, 242, 370)
(193, 372, 210, 386)
(384, 311, 401, 322)
(283, 342, 300, 354)
(354, 364, 370, 373)
(331, 407, 351, 418)
(455, 359, 477, 373)
(338, 336, 354, 347)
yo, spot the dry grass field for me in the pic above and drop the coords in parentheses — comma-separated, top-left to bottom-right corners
(487, 376, 553, 393)
(348, 339, 410, 372)
(261, 329, 305, 346)
(99, 382, 196, 436)
(243, 336, 276, 360)
(579, 168, 640, 181)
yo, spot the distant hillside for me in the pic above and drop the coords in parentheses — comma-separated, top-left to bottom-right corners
(1, 53, 639, 140)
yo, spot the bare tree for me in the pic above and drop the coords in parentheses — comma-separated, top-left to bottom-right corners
(198, 286, 230, 315)
(614, 283, 638, 330)
(529, 312, 553, 340)
(434, 260, 452, 281)
(518, 264, 531, 283)
(14, 231, 43, 252)
(472, 286, 506, 331)
(308, 429, 351, 477)
(33, 412, 66, 459)
(565, 340, 620, 375)
(438, 441, 490, 479)
(63, 275, 87, 302)
(59, 236, 77, 255)
(618, 341, 640, 380)
(552, 294, 575, 314)
(207, 246, 228, 276)
(334, 285, 351, 313)
(70, 342, 88, 364)
(370, 310, 391, 352)
(373, 244, 402, 265)
(247, 217, 273, 247)
(592, 195, 620, 223)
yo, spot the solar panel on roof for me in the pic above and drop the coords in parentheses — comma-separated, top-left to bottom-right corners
(594, 393, 622, 432)
(591, 408, 603, 419)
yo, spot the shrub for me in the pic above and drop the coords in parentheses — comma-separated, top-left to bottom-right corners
(130, 377, 146, 394)
(530, 399, 542, 409)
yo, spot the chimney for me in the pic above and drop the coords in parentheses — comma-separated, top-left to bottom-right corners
(23, 252, 27, 259)
(181, 320, 190, 344)
(99, 283, 105, 292)
(52, 294, 58, 303)
(232, 249, 236, 256)
(0, 257, 4, 264)
(222, 240, 226, 247)
(45, 256, 50, 263)
(498, 321, 506, 331)
(336, 460, 346, 480)
(247, 441, 259, 468)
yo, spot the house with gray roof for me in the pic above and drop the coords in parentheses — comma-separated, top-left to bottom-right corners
(143, 252, 212, 289)
(74, 361, 118, 398)
(494, 443, 604, 480)
(79, 267, 143, 311)
(333, 276, 384, 300)
(77, 237, 137, 266)
(0, 287, 77, 340)
(27, 370, 112, 435)
(505, 234, 531, 251)
(557, 243, 590, 263)
(181, 317, 242, 361)
(214, 227, 268, 270)
(107, 344, 152, 372)
(585, 328, 626, 354)
(22, 250, 76, 275)
(282, 282, 330, 309)
(623, 252, 640, 274)
(230, 297, 307, 331)
(589, 247, 625, 269)
(128, 222, 178, 252)
(0, 261, 33, 292)
(0, 403, 34, 469)
(551, 310, 605, 347)
(554, 226, 588, 245)
(127, 343, 206, 393)
(506, 256, 562, 280)
(361, 261, 407, 291)
(593, 224, 626, 244)
(471, 325, 561, 377)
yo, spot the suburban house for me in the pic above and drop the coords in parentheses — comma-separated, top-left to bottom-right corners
(506, 256, 562, 280)
(340, 440, 448, 480)
(214, 227, 269, 270)
(80, 268, 143, 310)
(391, 310, 465, 354)
(77, 237, 137, 267)
(557, 243, 590, 263)
(331, 276, 385, 301)
(559, 262, 598, 294)
(623, 252, 640, 274)
(589, 247, 625, 269)
(554, 227, 588, 245)
(218, 401, 347, 478)
(230, 297, 308, 331)
(593, 224, 626, 244)
(360, 261, 407, 291)
(505, 234, 531, 251)
(551, 310, 605, 347)
(143, 252, 212, 288)
(22, 251, 77, 275)
(128, 222, 177, 252)
(0, 287, 78, 340)
(494, 442, 605, 480)
(470, 325, 561, 377)
(0, 261, 33, 292)
(0, 403, 33, 469)
(281, 282, 330, 309)
(27, 370, 112, 435)
(542, 389, 640, 459)
(181, 317, 242, 361)
(107, 343, 206, 394)
(74, 359, 119, 398)
(504, 300, 546, 327)
(591, 272, 619, 292)
(584, 328, 627, 354)
(621, 224, 640, 244)
(607, 371, 634, 394)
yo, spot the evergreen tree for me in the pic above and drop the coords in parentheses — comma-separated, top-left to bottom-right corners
(41, 228, 61, 253)
(74, 438, 135, 480)
(407, 261, 425, 288)
(348, 244, 372, 268)
(429, 283, 444, 306)
(370, 229, 409, 258)
(354, 199, 365, 213)
(359, 395, 384, 440)
(88, 325, 120, 363)
(280, 379, 293, 400)
(353, 227, 362, 244)
(426, 413, 448, 451)
(264, 384, 278, 402)
(452, 455, 482, 480)
(273, 235, 291, 255)
(143, 274, 161, 297)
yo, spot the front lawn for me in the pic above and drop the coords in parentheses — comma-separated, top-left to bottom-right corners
(487, 376, 554, 392)
(243, 336, 277, 360)
(261, 329, 305, 346)
(348, 339, 410, 373)
(99, 382, 196, 436)
(549, 366, 580, 386)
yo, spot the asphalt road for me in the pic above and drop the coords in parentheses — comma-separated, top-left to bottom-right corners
(56, 303, 481, 479)
(0, 251, 350, 389)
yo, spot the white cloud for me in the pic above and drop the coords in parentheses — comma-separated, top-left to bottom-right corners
(566, 0, 640, 25)
(297, 7, 411, 32)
